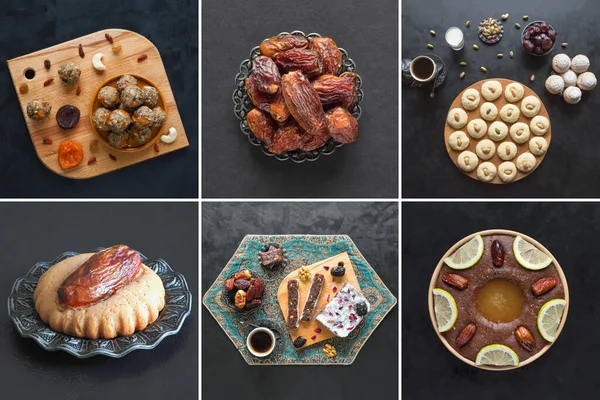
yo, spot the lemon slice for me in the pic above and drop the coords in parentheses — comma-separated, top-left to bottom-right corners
(444, 235, 484, 270)
(513, 236, 552, 270)
(432, 288, 458, 332)
(476, 344, 519, 367)
(537, 299, 566, 342)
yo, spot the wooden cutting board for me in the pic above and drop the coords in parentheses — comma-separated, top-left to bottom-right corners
(277, 252, 362, 347)
(7, 29, 189, 179)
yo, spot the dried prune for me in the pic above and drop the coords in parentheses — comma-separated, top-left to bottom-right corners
(252, 56, 281, 94)
(281, 71, 327, 136)
(268, 121, 307, 154)
(331, 265, 346, 277)
(300, 132, 330, 152)
(56, 105, 81, 129)
(355, 302, 369, 317)
(273, 48, 322, 77)
(245, 74, 272, 113)
(326, 107, 358, 144)
(312, 72, 358, 109)
(269, 89, 290, 123)
(308, 37, 342, 75)
(293, 336, 307, 348)
(247, 108, 276, 146)
(260, 34, 308, 58)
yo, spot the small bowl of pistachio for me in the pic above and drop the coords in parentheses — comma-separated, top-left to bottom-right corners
(478, 17, 504, 44)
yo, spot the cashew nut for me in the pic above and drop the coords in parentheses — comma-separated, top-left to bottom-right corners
(92, 53, 106, 71)
(161, 127, 177, 144)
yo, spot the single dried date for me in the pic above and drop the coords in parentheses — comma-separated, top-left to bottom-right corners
(326, 107, 358, 144)
(268, 89, 290, 123)
(247, 108, 276, 146)
(252, 56, 281, 94)
(273, 48, 322, 77)
(260, 34, 308, 58)
(491, 240, 504, 267)
(246, 74, 272, 113)
(281, 71, 327, 136)
(300, 132, 331, 152)
(313, 72, 358, 109)
(268, 121, 308, 154)
(57, 244, 142, 309)
(308, 37, 342, 75)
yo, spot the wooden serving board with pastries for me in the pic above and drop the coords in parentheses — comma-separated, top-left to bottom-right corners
(444, 78, 552, 184)
(7, 29, 189, 179)
(277, 252, 362, 346)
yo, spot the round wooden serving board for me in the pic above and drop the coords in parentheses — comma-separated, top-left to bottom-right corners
(277, 252, 361, 347)
(7, 29, 189, 179)
(444, 78, 551, 184)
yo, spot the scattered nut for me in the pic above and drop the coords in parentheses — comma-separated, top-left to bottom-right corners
(112, 44, 122, 53)
(467, 95, 476, 101)
(19, 83, 28, 94)
(497, 53, 503, 58)
(510, 51, 514, 58)
(530, 75, 535, 82)
(160, 127, 178, 144)
(501, 13, 509, 21)
(561, 43, 568, 48)
(427, 43, 434, 49)
(515, 23, 521, 29)
(466, 20, 471, 27)
(322, 343, 337, 358)
(473, 44, 479, 50)
(526, 104, 535, 110)
(460, 61, 467, 66)
(454, 112, 460, 122)
(481, 66, 487, 72)
(92, 53, 106, 71)
(459, 72, 465, 79)
(522, 15, 529, 20)
(430, 30, 436, 36)
(298, 266, 311, 281)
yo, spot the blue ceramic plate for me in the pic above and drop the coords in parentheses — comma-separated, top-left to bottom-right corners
(7, 248, 192, 359)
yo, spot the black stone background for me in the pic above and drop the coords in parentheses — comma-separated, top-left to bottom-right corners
(0, 202, 199, 400)
(402, 0, 600, 198)
(202, 0, 399, 198)
(0, 0, 198, 198)
(402, 202, 599, 398)
(202, 202, 399, 399)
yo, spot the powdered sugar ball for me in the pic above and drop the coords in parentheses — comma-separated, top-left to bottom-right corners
(561, 70, 578, 87)
(571, 55, 590, 73)
(545, 75, 564, 94)
(552, 54, 571, 73)
(577, 72, 597, 91)
(563, 86, 582, 104)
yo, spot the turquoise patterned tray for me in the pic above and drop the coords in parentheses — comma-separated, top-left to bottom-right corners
(202, 235, 396, 365)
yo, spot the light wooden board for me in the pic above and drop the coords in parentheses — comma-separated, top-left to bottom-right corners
(7, 29, 189, 179)
(277, 252, 361, 347)
(444, 78, 552, 184)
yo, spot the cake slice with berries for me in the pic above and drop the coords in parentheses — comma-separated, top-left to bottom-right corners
(316, 283, 370, 338)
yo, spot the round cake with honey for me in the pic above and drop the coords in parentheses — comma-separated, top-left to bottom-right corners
(429, 230, 569, 369)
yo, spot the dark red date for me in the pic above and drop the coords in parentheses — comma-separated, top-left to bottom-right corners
(313, 72, 358, 109)
(491, 240, 504, 267)
(308, 37, 342, 75)
(326, 107, 358, 144)
(245, 74, 273, 113)
(268, 121, 308, 154)
(247, 108, 276, 146)
(259, 34, 308, 58)
(269, 88, 290, 123)
(252, 56, 281, 94)
(281, 71, 328, 137)
(273, 48, 322, 78)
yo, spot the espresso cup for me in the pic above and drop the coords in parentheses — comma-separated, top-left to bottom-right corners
(247, 327, 276, 357)
(410, 56, 437, 83)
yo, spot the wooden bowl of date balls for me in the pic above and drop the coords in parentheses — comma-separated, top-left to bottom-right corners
(89, 74, 168, 152)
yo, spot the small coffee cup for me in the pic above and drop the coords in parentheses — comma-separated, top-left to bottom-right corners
(247, 327, 276, 357)
(410, 56, 437, 83)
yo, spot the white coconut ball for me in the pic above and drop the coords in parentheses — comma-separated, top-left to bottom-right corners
(571, 55, 590, 73)
(552, 54, 571, 73)
(564, 86, 582, 104)
(577, 72, 597, 91)
(561, 70, 578, 87)
(545, 75, 565, 94)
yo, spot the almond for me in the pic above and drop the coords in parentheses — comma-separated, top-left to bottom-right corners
(442, 273, 468, 290)
(531, 277, 558, 296)
(456, 323, 476, 347)
(515, 326, 536, 351)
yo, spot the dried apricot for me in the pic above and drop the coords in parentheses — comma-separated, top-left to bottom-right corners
(281, 71, 327, 136)
(260, 34, 308, 58)
(273, 48, 322, 77)
(58, 140, 83, 169)
(308, 37, 342, 75)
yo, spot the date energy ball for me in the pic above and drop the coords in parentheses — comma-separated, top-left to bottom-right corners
(107, 131, 129, 148)
(92, 107, 111, 131)
(107, 109, 132, 134)
(26, 99, 52, 121)
(132, 106, 155, 129)
(142, 86, 159, 108)
(152, 106, 167, 127)
(116, 74, 138, 92)
(129, 125, 153, 144)
(97, 86, 120, 109)
(58, 62, 81, 84)
(120, 85, 144, 109)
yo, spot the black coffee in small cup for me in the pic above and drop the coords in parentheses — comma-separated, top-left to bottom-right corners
(411, 57, 435, 81)
(249, 331, 272, 353)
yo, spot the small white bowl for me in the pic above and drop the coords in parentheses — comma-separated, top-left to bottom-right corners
(246, 327, 276, 358)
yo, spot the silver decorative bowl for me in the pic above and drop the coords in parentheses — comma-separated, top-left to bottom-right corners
(232, 30, 364, 163)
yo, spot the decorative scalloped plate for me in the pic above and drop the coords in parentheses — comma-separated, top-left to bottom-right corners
(7, 248, 192, 358)
(233, 31, 364, 163)
(202, 235, 396, 365)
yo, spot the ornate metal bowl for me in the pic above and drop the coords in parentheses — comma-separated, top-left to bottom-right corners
(233, 30, 364, 163)
(7, 248, 192, 358)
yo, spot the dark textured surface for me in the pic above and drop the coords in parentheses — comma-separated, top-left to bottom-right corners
(402, 203, 597, 398)
(0, 203, 198, 400)
(0, 0, 198, 198)
(402, 0, 599, 198)
(202, 0, 398, 198)
(202, 202, 398, 399)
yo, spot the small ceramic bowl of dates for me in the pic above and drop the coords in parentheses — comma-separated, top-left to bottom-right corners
(222, 269, 265, 312)
(522, 21, 557, 56)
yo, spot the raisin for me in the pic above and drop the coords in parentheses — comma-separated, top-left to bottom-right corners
(260, 34, 308, 58)
(313, 72, 358, 109)
(492, 240, 504, 267)
(308, 37, 342, 75)
(293, 336, 307, 348)
(252, 56, 281, 94)
(300, 132, 330, 152)
(268, 88, 290, 123)
(56, 105, 81, 130)
(269, 121, 307, 154)
(281, 71, 327, 136)
(331, 265, 346, 277)
(326, 107, 358, 144)
(273, 48, 322, 78)
(245, 74, 272, 113)
(247, 108, 276, 146)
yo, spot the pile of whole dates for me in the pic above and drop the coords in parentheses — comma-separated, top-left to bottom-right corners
(224, 269, 264, 310)
(245, 33, 360, 154)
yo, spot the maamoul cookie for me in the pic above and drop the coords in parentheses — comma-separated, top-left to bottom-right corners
(516, 152, 537, 173)
(476, 139, 496, 160)
(447, 108, 468, 129)
(499, 104, 520, 123)
(498, 141, 517, 160)
(476, 162, 497, 182)
(498, 161, 517, 182)
(481, 80, 503, 101)
(509, 122, 530, 144)
(461, 88, 481, 110)
(530, 116, 550, 135)
(529, 136, 548, 156)
(467, 119, 487, 139)
(480, 102, 498, 121)
(552, 54, 571, 73)
(520, 96, 541, 118)
(577, 72, 597, 91)
(563, 86, 582, 104)
(457, 150, 478, 172)
(571, 54, 590, 74)
(545, 75, 564, 95)
(504, 83, 525, 102)
(448, 131, 470, 151)
(488, 121, 508, 141)
(561, 70, 577, 87)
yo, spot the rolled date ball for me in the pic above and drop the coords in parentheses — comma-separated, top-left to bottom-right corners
(97, 86, 120, 109)
(120, 85, 144, 109)
(132, 106, 155, 129)
(107, 131, 129, 148)
(58, 62, 81, 84)
(152, 106, 166, 128)
(107, 109, 132, 134)
(129, 125, 153, 144)
(142, 86, 159, 108)
(92, 107, 111, 132)
(116, 74, 138, 92)
(26, 99, 52, 121)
